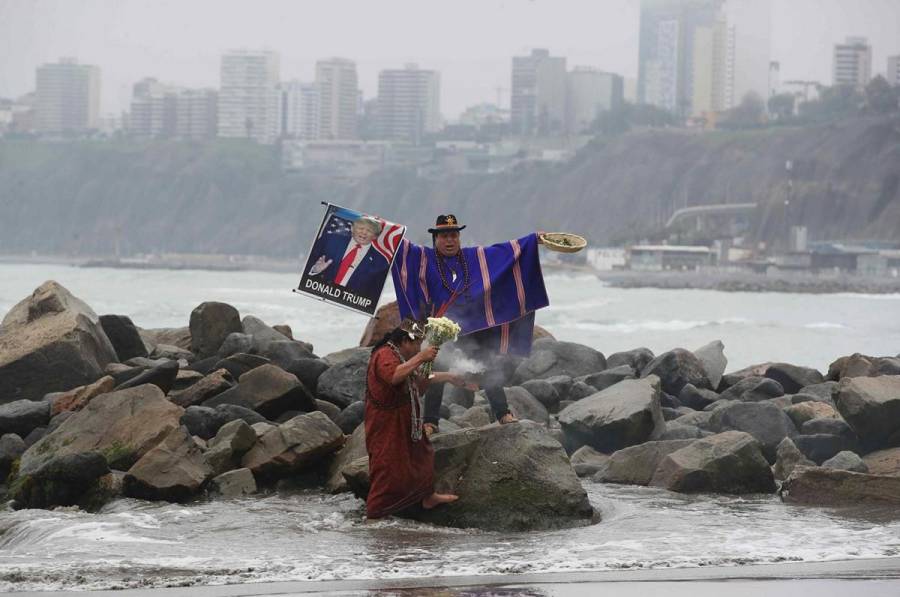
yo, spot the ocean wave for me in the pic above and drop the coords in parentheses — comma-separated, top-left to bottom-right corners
(804, 322, 849, 330)
(553, 317, 751, 333)
(834, 293, 900, 300)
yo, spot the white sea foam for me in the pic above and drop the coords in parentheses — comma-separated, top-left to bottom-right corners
(804, 322, 849, 329)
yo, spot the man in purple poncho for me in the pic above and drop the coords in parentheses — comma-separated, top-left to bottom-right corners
(391, 214, 550, 434)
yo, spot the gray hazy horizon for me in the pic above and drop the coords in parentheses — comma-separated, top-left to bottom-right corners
(1, 0, 899, 120)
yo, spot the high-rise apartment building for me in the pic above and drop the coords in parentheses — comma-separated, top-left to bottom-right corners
(35, 58, 100, 133)
(316, 58, 358, 139)
(130, 78, 217, 140)
(218, 50, 281, 144)
(888, 55, 900, 87)
(376, 64, 441, 143)
(511, 49, 567, 135)
(175, 89, 218, 140)
(566, 68, 624, 133)
(282, 81, 320, 140)
(833, 37, 872, 90)
(638, 0, 760, 118)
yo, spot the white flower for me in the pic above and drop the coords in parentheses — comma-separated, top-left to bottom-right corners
(425, 316, 461, 345)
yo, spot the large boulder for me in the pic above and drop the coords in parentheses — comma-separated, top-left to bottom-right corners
(798, 381, 840, 404)
(519, 379, 561, 412)
(241, 411, 344, 480)
(834, 375, 900, 453)
(693, 340, 727, 390)
(139, 326, 191, 352)
(325, 423, 367, 493)
(678, 383, 719, 410)
(217, 333, 255, 359)
(512, 339, 606, 383)
(180, 404, 265, 440)
(576, 366, 636, 393)
(189, 302, 242, 359)
(213, 353, 270, 380)
(781, 467, 900, 505)
(650, 431, 776, 494)
(9, 451, 110, 510)
(241, 315, 291, 354)
(0, 281, 118, 404)
(640, 349, 711, 396)
(316, 348, 371, 408)
(205, 419, 258, 475)
(208, 468, 257, 498)
(99, 315, 148, 362)
(773, 437, 814, 481)
(504, 387, 550, 424)
(569, 446, 610, 477)
(418, 422, 596, 531)
(594, 439, 695, 486)
(49, 375, 115, 416)
(719, 362, 774, 391)
(558, 376, 665, 453)
(359, 301, 401, 347)
(794, 433, 859, 464)
(0, 399, 50, 437)
(822, 451, 868, 473)
(335, 401, 365, 434)
(17, 385, 182, 476)
(783, 401, 839, 429)
(606, 348, 654, 372)
(764, 363, 824, 394)
(279, 358, 330, 395)
(719, 376, 784, 402)
(170, 368, 235, 408)
(123, 426, 213, 502)
(203, 364, 316, 419)
(862, 447, 900, 476)
(706, 401, 797, 463)
(261, 341, 316, 369)
(0, 433, 26, 479)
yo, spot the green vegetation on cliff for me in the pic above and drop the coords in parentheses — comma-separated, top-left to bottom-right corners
(1, 115, 898, 257)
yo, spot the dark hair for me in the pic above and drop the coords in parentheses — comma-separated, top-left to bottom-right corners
(372, 327, 414, 352)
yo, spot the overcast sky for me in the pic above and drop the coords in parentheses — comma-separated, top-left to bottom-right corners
(1, 0, 899, 119)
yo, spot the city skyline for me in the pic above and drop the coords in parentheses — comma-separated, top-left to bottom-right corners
(2, 0, 899, 120)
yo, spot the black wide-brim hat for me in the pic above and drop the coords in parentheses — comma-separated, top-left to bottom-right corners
(428, 214, 466, 234)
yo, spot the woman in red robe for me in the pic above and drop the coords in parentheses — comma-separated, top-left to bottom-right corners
(365, 319, 471, 520)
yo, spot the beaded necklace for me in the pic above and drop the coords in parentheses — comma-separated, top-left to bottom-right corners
(435, 250, 470, 295)
(382, 341, 423, 441)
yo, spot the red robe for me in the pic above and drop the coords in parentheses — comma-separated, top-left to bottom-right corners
(365, 346, 434, 519)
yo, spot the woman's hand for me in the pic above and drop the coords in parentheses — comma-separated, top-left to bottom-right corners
(417, 345, 439, 364)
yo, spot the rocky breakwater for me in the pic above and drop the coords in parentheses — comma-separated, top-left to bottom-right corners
(0, 282, 595, 532)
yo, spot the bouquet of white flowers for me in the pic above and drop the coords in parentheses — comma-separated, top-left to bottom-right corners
(421, 316, 462, 378)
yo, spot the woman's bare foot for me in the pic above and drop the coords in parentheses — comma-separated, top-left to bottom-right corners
(423, 423, 438, 438)
(422, 492, 458, 509)
(499, 413, 518, 425)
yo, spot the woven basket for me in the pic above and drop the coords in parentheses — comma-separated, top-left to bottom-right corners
(540, 232, 587, 253)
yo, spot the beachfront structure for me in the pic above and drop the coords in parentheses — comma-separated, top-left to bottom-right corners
(627, 244, 713, 271)
(316, 58, 359, 140)
(376, 64, 441, 143)
(35, 58, 101, 134)
(833, 37, 872, 90)
(511, 49, 567, 135)
(218, 50, 281, 144)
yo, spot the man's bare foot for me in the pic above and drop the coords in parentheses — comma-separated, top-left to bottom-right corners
(423, 423, 438, 438)
(422, 492, 458, 509)
(499, 413, 518, 425)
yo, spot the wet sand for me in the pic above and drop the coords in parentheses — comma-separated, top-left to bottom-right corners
(7, 557, 900, 596)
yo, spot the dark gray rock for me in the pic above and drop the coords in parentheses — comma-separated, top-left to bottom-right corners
(512, 338, 606, 383)
(10, 451, 110, 509)
(798, 382, 840, 404)
(0, 281, 118, 404)
(280, 358, 330, 395)
(659, 422, 710, 440)
(781, 467, 900, 506)
(0, 399, 51, 437)
(241, 315, 291, 354)
(100, 314, 148, 362)
(241, 411, 345, 480)
(189, 302, 242, 359)
(23, 426, 46, 447)
(606, 348, 654, 372)
(672, 409, 714, 430)
(795, 433, 858, 464)
(217, 333, 255, 358)
(576, 365, 636, 393)
(706, 401, 797, 463)
(208, 468, 257, 498)
(834, 375, 900, 453)
(114, 360, 180, 394)
(640, 349, 711, 396)
(314, 399, 341, 424)
(315, 348, 371, 408)
(661, 407, 682, 421)
(801, 417, 858, 441)
(764, 363, 824, 394)
(181, 404, 266, 440)
(519, 379, 560, 412)
(790, 392, 834, 406)
(568, 381, 597, 401)
(570, 446, 610, 477)
(505, 387, 550, 424)
(0, 433, 26, 478)
(326, 423, 367, 493)
(212, 353, 271, 381)
(650, 431, 776, 494)
(659, 392, 681, 408)
(719, 376, 784, 403)
(693, 340, 727, 390)
(187, 356, 220, 376)
(542, 375, 574, 402)
(335, 400, 365, 434)
(558, 376, 665, 454)
(595, 439, 695, 486)
(203, 364, 315, 419)
(773, 437, 815, 481)
(822, 451, 868, 473)
(259, 340, 315, 369)
(719, 363, 774, 391)
(151, 344, 193, 362)
(678, 383, 719, 411)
